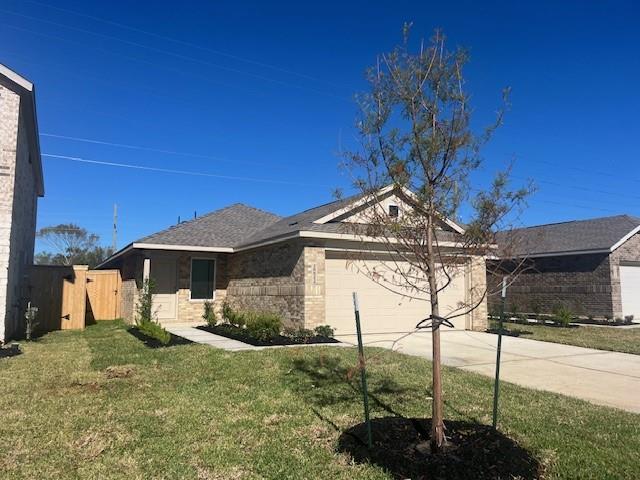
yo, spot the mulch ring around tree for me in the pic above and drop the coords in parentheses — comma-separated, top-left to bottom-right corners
(127, 327, 193, 348)
(197, 324, 340, 347)
(337, 417, 543, 480)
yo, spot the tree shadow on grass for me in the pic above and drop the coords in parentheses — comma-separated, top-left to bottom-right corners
(338, 416, 543, 480)
(287, 354, 417, 416)
(290, 355, 542, 479)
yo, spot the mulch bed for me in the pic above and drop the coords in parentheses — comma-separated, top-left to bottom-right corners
(197, 324, 340, 347)
(0, 345, 22, 359)
(337, 416, 543, 480)
(127, 327, 193, 349)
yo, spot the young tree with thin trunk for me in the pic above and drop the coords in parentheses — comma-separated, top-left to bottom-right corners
(342, 26, 532, 452)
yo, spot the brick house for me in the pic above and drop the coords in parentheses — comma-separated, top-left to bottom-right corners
(488, 215, 640, 320)
(0, 65, 44, 342)
(100, 186, 488, 335)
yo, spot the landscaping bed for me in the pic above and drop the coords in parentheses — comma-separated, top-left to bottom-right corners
(127, 326, 193, 348)
(197, 323, 339, 346)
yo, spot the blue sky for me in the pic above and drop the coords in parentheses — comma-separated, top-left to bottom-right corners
(1, 0, 639, 252)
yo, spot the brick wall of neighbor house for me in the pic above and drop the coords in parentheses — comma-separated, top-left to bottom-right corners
(225, 240, 307, 328)
(609, 232, 640, 319)
(487, 253, 615, 318)
(176, 253, 228, 323)
(0, 86, 38, 342)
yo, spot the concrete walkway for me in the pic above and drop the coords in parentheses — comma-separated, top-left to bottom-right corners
(165, 324, 349, 352)
(339, 330, 640, 413)
(165, 324, 255, 351)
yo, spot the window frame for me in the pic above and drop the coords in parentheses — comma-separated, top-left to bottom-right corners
(388, 204, 399, 218)
(189, 257, 216, 301)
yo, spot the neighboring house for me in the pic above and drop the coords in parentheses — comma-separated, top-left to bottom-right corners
(0, 64, 44, 342)
(100, 187, 488, 335)
(488, 215, 640, 320)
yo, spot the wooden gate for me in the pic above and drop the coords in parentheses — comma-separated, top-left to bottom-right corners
(86, 270, 121, 323)
(27, 265, 122, 332)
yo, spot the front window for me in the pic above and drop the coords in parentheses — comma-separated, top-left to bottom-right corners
(191, 258, 215, 300)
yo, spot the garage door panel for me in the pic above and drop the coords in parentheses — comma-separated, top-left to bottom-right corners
(325, 252, 467, 335)
(620, 265, 640, 319)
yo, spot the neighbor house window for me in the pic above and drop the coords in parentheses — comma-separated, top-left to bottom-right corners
(388, 204, 399, 218)
(190, 258, 215, 300)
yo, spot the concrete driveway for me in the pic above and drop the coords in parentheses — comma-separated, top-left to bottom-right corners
(339, 330, 640, 413)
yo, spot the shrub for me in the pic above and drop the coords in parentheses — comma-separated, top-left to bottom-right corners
(284, 326, 314, 343)
(202, 300, 216, 326)
(245, 312, 282, 341)
(135, 278, 171, 345)
(138, 320, 171, 345)
(136, 279, 155, 325)
(313, 324, 335, 338)
(553, 305, 573, 327)
(624, 315, 634, 324)
(222, 302, 234, 323)
(222, 302, 246, 328)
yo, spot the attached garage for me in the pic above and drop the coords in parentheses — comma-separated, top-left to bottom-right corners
(620, 264, 640, 319)
(325, 251, 468, 335)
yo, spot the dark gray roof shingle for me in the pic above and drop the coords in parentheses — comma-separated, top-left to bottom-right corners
(133, 190, 462, 251)
(136, 203, 281, 248)
(497, 215, 640, 257)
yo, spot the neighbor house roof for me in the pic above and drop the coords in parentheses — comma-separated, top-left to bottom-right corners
(0, 63, 44, 196)
(497, 215, 640, 258)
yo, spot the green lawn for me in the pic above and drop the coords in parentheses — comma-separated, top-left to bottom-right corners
(0, 321, 638, 479)
(490, 320, 640, 355)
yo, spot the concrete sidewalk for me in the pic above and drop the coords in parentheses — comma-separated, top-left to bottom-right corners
(338, 330, 640, 413)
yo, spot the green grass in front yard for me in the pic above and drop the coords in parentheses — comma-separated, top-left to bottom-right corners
(489, 320, 640, 355)
(0, 321, 638, 479)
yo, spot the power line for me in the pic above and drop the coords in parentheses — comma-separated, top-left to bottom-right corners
(42, 153, 331, 187)
(40, 133, 281, 168)
(1, 9, 349, 101)
(23, 0, 349, 90)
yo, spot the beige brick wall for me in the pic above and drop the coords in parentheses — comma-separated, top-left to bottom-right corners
(468, 256, 488, 331)
(225, 241, 306, 328)
(303, 246, 325, 328)
(0, 85, 38, 342)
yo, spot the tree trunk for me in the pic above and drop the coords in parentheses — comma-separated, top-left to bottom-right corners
(426, 218, 445, 453)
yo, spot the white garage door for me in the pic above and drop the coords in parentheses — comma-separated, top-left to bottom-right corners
(620, 265, 640, 319)
(325, 251, 468, 335)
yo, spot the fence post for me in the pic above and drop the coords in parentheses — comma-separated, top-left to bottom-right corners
(492, 276, 507, 429)
(352, 292, 372, 449)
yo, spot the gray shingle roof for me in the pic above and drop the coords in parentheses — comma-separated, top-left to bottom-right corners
(136, 203, 281, 248)
(497, 215, 640, 257)
(237, 194, 359, 247)
(132, 190, 461, 251)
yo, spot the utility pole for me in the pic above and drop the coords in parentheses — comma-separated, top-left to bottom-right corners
(112, 203, 118, 251)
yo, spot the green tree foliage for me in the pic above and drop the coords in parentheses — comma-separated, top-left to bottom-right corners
(35, 223, 113, 268)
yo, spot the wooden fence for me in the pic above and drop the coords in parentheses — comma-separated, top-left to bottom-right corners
(28, 265, 122, 332)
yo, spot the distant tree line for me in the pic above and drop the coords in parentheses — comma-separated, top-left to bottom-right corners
(35, 223, 114, 269)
